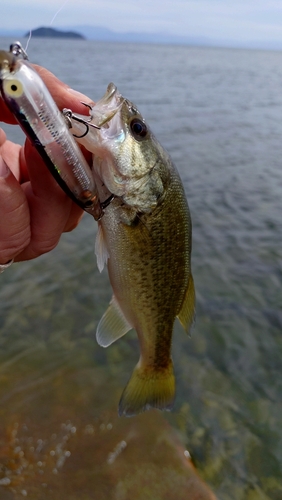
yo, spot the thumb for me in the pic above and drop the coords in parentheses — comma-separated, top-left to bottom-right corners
(0, 158, 30, 264)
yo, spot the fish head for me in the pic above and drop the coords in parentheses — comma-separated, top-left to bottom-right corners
(75, 83, 169, 213)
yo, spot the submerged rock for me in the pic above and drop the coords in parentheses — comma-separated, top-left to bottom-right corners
(0, 352, 216, 500)
(0, 410, 217, 500)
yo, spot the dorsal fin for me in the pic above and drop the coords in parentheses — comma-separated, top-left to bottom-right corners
(96, 295, 132, 347)
(177, 274, 196, 335)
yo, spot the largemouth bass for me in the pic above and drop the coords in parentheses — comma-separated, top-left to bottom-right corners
(65, 84, 195, 416)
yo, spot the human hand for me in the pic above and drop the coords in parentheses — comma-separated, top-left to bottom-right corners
(0, 65, 92, 265)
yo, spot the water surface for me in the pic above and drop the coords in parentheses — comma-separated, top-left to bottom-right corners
(1, 38, 282, 499)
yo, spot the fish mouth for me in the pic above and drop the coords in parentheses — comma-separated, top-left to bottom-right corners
(63, 83, 126, 152)
(89, 83, 124, 129)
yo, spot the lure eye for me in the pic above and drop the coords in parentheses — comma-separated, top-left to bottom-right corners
(130, 118, 148, 140)
(3, 79, 24, 98)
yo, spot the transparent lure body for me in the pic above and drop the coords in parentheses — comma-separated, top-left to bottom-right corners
(0, 44, 102, 220)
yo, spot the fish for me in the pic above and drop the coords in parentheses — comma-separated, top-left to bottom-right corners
(65, 83, 196, 416)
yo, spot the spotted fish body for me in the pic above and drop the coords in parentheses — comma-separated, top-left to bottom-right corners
(68, 84, 195, 416)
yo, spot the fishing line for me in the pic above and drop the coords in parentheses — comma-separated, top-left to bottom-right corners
(24, 30, 32, 53)
(49, 0, 71, 26)
(24, 0, 71, 52)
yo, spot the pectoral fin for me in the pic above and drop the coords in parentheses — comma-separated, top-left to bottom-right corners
(177, 273, 196, 334)
(96, 295, 132, 347)
(95, 222, 109, 273)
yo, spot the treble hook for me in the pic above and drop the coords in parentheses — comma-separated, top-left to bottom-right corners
(71, 115, 90, 139)
(63, 109, 101, 138)
(63, 108, 100, 138)
(81, 101, 93, 111)
(100, 194, 115, 210)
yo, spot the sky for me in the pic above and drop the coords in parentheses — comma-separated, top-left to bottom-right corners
(2, 0, 282, 47)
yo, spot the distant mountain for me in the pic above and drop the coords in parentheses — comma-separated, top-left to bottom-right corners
(24, 27, 85, 39)
(59, 25, 214, 46)
(1, 25, 282, 50)
(58, 25, 282, 50)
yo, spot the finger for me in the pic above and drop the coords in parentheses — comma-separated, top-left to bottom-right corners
(0, 158, 30, 264)
(1, 64, 92, 124)
(18, 140, 83, 261)
(0, 128, 6, 146)
(0, 128, 27, 182)
(31, 68, 93, 164)
(23, 135, 85, 233)
(0, 97, 18, 125)
(32, 64, 93, 114)
(0, 138, 22, 181)
(63, 203, 85, 233)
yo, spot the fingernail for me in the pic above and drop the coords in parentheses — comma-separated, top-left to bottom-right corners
(67, 88, 92, 103)
(0, 158, 10, 178)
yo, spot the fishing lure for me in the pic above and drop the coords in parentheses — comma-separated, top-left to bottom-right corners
(0, 41, 103, 220)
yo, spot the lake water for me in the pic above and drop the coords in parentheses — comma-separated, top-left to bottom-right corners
(1, 37, 282, 499)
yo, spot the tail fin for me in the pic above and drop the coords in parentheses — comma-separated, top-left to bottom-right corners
(118, 360, 175, 417)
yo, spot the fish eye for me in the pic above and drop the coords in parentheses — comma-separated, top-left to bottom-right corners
(130, 118, 148, 140)
(3, 78, 24, 98)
